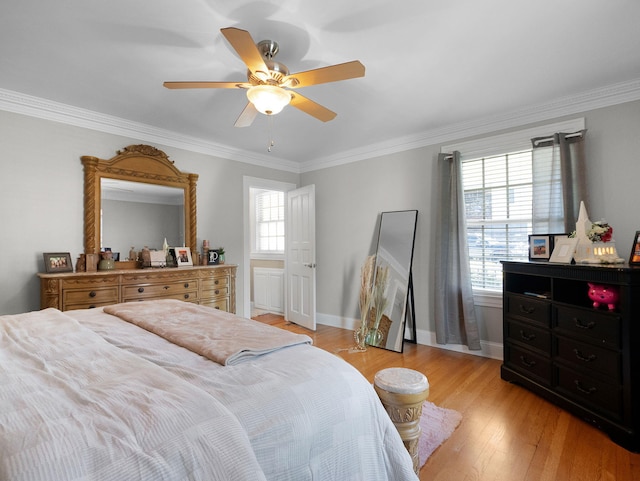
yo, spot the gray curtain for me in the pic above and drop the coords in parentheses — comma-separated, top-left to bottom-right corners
(531, 130, 588, 233)
(434, 151, 481, 350)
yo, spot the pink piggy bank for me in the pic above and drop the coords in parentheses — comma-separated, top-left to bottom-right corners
(587, 283, 619, 311)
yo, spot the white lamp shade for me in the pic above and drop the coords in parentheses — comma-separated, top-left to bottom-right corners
(247, 85, 292, 115)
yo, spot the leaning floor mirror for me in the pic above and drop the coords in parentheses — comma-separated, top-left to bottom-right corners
(368, 210, 418, 352)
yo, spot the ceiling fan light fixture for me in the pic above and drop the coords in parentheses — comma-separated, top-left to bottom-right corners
(247, 85, 291, 115)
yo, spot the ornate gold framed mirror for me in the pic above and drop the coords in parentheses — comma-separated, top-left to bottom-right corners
(81, 144, 198, 258)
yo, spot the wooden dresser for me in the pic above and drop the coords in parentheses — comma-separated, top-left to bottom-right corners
(38, 265, 236, 313)
(501, 261, 639, 451)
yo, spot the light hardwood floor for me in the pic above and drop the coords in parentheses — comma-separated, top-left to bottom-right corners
(253, 314, 640, 481)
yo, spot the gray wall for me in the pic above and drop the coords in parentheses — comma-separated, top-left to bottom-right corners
(0, 110, 298, 315)
(1, 100, 638, 357)
(302, 100, 640, 354)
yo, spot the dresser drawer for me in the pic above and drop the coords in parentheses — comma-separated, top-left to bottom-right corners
(504, 343, 552, 386)
(200, 298, 229, 311)
(556, 365, 622, 419)
(555, 306, 621, 348)
(125, 292, 198, 303)
(506, 293, 550, 326)
(201, 276, 229, 290)
(556, 337, 620, 380)
(64, 287, 119, 305)
(506, 319, 551, 354)
(122, 279, 199, 300)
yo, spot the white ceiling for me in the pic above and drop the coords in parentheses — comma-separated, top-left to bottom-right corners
(1, 0, 639, 172)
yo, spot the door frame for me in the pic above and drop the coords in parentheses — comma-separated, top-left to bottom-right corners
(242, 176, 296, 318)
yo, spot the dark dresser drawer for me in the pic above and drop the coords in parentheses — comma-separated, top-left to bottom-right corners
(556, 337, 621, 380)
(506, 293, 550, 326)
(506, 319, 551, 354)
(505, 343, 552, 386)
(556, 365, 622, 419)
(555, 306, 621, 348)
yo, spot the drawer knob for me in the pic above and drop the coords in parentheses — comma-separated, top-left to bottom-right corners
(573, 317, 595, 330)
(519, 330, 536, 342)
(138, 287, 145, 293)
(184, 294, 190, 299)
(89, 305, 96, 309)
(89, 291, 96, 298)
(214, 280, 220, 285)
(519, 355, 536, 368)
(518, 304, 535, 315)
(574, 380, 597, 395)
(573, 349, 597, 363)
(214, 306, 220, 310)
(184, 283, 189, 288)
(163, 286, 169, 290)
(214, 289, 220, 295)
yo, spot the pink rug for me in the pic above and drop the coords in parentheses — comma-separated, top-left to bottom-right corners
(418, 401, 462, 468)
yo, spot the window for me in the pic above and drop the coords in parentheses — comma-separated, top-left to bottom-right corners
(443, 118, 585, 296)
(252, 188, 285, 256)
(462, 151, 532, 290)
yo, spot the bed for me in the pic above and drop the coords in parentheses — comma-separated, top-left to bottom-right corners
(0, 299, 417, 480)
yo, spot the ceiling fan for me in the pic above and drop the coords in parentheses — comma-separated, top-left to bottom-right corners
(163, 27, 365, 127)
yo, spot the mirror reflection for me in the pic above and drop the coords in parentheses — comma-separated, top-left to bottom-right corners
(101, 179, 185, 258)
(368, 210, 418, 352)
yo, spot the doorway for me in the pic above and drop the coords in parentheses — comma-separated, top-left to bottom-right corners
(243, 177, 296, 318)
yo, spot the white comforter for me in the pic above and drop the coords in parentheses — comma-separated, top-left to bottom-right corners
(0, 308, 266, 481)
(1, 304, 417, 480)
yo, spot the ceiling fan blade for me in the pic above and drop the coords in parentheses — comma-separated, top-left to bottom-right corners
(289, 92, 337, 122)
(221, 27, 269, 76)
(163, 81, 250, 89)
(284, 60, 365, 88)
(234, 102, 258, 128)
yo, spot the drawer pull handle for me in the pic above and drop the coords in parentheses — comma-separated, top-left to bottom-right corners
(519, 330, 536, 341)
(184, 294, 189, 299)
(574, 380, 597, 395)
(89, 291, 97, 298)
(89, 305, 96, 309)
(518, 304, 535, 315)
(214, 280, 219, 285)
(214, 306, 220, 310)
(163, 286, 169, 290)
(138, 287, 145, 293)
(184, 283, 189, 288)
(214, 289, 220, 295)
(519, 356, 536, 368)
(573, 349, 597, 363)
(573, 317, 595, 330)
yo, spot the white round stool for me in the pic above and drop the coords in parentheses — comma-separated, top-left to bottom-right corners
(374, 368, 430, 474)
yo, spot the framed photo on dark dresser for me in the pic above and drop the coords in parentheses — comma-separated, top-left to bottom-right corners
(629, 231, 640, 265)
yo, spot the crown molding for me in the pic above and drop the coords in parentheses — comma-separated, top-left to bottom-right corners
(2, 77, 639, 174)
(300, 77, 640, 172)
(0, 88, 301, 173)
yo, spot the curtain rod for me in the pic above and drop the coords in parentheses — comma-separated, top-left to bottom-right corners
(532, 130, 584, 147)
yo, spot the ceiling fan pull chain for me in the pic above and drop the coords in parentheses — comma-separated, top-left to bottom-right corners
(267, 115, 275, 152)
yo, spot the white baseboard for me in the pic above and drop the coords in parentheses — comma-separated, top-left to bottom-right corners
(316, 312, 503, 361)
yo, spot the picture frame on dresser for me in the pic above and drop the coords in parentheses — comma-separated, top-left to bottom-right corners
(549, 236, 578, 263)
(172, 247, 193, 267)
(528, 235, 552, 260)
(43, 252, 73, 273)
(629, 231, 640, 265)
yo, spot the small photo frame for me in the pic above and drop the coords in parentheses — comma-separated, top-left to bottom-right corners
(629, 231, 640, 265)
(529, 235, 552, 260)
(173, 247, 193, 267)
(550, 237, 579, 263)
(207, 249, 220, 265)
(43, 252, 73, 273)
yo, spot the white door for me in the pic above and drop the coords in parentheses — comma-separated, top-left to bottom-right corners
(286, 184, 316, 330)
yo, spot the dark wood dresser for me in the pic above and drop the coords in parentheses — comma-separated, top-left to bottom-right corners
(501, 261, 639, 451)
